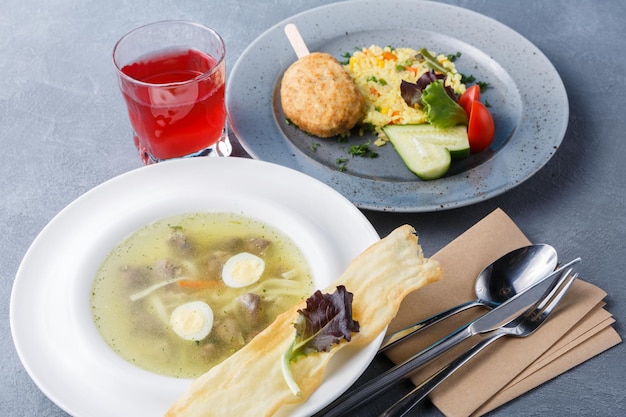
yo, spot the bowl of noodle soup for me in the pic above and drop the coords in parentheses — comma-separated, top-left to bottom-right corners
(11, 157, 380, 417)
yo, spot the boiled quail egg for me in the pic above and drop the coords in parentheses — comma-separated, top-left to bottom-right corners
(222, 252, 265, 288)
(170, 301, 214, 341)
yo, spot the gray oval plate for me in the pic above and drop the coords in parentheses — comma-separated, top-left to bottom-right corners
(226, 0, 568, 212)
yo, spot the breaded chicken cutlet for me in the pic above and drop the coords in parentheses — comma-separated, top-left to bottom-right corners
(280, 52, 364, 138)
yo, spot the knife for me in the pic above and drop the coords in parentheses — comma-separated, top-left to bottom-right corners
(313, 258, 581, 417)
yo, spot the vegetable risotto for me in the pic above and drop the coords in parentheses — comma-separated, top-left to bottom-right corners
(344, 45, 466, 144)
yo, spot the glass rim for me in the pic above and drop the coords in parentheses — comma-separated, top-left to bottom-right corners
(112, 20, 225, 88)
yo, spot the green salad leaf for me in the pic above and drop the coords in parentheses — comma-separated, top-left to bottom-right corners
(421, 80, 468, 128)
(418, 48, 450, 74)
(281, 285, 360, 396)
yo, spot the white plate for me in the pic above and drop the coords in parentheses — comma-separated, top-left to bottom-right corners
(10, 157, 380, 417)
(226, 0, 569, 212)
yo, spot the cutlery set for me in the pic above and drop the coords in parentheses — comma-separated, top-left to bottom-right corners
(316, 250, 581, 417)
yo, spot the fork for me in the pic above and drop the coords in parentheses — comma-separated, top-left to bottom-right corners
(379, 271, 578, 417)
(313, 261, 579, 417)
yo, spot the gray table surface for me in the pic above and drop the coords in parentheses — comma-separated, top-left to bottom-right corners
(1, 0, 624, 416)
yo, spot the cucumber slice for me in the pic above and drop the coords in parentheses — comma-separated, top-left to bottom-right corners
(383, 124, 470, 160)
(383, 124, 470, 180)
(388, 136, 452, 180)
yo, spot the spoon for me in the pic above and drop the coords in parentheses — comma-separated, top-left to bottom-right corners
(379, 243, 558, 352)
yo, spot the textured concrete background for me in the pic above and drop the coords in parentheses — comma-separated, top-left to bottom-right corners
(1, 0, 624, 416)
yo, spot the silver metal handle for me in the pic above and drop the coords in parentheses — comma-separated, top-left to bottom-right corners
(312, 325, 474, 417)
(378, 299, 480, 352)
(380, 268, 579, 417)
(379, 335, 503, 417)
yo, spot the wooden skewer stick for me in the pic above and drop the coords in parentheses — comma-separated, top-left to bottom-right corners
(284, 23, 310, 59)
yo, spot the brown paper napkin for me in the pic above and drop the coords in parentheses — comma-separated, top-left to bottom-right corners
(473, 316, 619, 416)
(384, 208, 621, 417)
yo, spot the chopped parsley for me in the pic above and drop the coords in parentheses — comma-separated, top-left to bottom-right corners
(335, 158, 348, 171)
(349, 143, 378, 159)
(461, 73, 476, 84)
(447, 52, 462, 62)
(460, 74, 490, 92)
(476, 80, 490, 92)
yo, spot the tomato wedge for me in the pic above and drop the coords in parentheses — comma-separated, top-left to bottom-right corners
(467, 100, 495, 153)
(459, 85, 480, 115)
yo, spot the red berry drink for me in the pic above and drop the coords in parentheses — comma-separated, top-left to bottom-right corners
(113, 22, 230, 164)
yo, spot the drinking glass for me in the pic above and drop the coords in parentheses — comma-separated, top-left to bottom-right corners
(113, 21, 231, 164)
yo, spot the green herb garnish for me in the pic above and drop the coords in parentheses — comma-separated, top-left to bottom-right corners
(349, 143, 379, 159)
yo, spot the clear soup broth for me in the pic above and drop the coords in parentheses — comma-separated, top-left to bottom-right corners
(91, 212, 313, 378)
